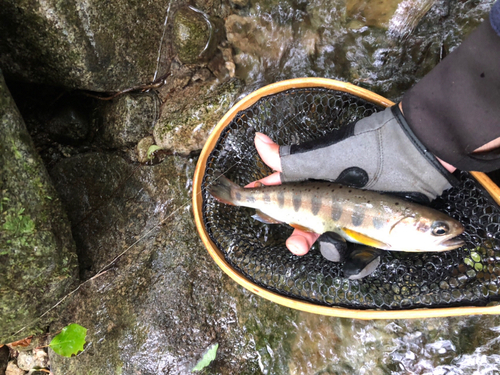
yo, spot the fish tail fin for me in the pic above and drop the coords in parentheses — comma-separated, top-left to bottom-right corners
(208, 175, 242, 205)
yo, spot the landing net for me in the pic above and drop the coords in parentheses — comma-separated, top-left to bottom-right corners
(201, 87, 500, 310)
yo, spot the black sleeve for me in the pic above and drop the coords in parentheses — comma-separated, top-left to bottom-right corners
(402, 4, 500, 172)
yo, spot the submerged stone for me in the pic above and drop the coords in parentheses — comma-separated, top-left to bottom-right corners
(173, 6, 225, 64)
(0, 72, 78, 343)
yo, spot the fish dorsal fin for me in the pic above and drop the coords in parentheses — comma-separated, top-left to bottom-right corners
(252, 210, 283, 224)
(342, 228, 390, 249)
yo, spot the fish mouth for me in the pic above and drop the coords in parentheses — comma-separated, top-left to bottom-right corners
(439, 236, 465, 250)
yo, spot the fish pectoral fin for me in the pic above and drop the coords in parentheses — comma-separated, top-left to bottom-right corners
(317, 232, 348, 262)
(252, 210, 283, 224)
(342, 228, 390, 249)
(289, 223, 316, 233)
(343, 246, 383, 280)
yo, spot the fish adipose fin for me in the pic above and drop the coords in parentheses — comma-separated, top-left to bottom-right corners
(208, 175, 241, 205)
(317, 232, 348, 262)
(342, 228, 389, 249)
(252, 210, 283, 224)
(343, 246, 383, 280)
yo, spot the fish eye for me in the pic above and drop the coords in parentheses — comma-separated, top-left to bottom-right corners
(432, 222, 449, 236)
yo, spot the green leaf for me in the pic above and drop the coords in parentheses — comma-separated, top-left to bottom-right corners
(49, 323, 87, 357)
(147, 145, 162, 159)
(192, 343, 218, 372)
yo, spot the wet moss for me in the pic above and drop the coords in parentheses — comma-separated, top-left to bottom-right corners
(0, 73, 78, 343)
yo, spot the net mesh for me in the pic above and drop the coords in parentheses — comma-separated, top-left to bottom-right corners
(201, 87, 500, 310)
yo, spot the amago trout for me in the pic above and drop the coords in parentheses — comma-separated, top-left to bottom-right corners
(208, 176, 464, 253)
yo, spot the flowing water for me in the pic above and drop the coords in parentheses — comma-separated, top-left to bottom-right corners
(220, 0, 500, 374)
(228, 0, 493, 100)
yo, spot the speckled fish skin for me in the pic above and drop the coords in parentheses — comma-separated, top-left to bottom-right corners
(208, 176, 464, 252)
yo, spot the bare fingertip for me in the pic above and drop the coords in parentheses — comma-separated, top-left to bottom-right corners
(255, 132, 274, 144)
(286, 237, 309, 256)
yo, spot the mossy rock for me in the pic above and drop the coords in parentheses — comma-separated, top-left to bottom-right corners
(0, 73, 78, 343)
(173, 6, 225, 64)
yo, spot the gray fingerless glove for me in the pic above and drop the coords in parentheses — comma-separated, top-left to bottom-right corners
(279, 105, 457, 203)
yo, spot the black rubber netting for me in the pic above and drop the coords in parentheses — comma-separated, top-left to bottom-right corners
(201, 87, 500, 310)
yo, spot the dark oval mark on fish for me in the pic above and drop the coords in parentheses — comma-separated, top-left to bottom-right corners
(293, 191, 302, 212)
(352, 206, 365, 227)
(311, 195, 322, 216)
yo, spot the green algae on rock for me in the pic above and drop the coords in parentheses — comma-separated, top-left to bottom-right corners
(0, 72, 78, 343)
(0, 0, 172, 91)
(153, 78, 243, 155)
(173, 6, 225, 64)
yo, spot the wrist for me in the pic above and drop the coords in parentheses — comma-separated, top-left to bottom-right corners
(399, 101, 457, 173)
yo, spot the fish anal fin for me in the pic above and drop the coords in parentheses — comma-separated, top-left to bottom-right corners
(290, 223, 316, 233)
(252, 210, 283, 224)
(342, 228, 390, 249)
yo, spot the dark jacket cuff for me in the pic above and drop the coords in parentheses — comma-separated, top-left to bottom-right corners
(402, 18, 500, 172)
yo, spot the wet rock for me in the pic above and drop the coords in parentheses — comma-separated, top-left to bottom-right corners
(0, 73, 78, 343)
(5, 361, 24, 375)
(99, 93, 160, 148)
(47, 153, 298, 374)
(230, 0, 250, 7)
(0, 0, 172, 91)
(346, 0, 402, 29)
(172, 6, 225, 64)
(46, 102, 90, 143)
(153, 78, 243, 155)
(16, 349, 48, 372)
(49, 153, 143, 278)
(225, 14, 294, 60)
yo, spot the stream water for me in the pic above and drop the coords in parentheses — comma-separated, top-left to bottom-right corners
(219, 0, 500, 374)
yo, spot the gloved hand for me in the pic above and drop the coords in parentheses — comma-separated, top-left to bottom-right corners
(248, 104, 458, 259)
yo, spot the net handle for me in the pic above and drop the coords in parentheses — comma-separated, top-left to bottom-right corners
(192, 77, 500, 319)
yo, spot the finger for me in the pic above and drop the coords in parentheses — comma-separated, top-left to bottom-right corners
(286, 230, 320, 256)
(244, 172, 281, 187)
(255, 132, 282, 172)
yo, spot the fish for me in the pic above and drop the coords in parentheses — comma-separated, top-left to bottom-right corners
(208, 175, 465, 253)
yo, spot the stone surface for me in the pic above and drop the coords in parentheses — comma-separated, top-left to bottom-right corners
(16, 349, 48, 372)
(5, 361, 24, 375)
(154, 77, 243, 155)
(0, 0, 173, 91)
(225, 14, 294, 61)
(346, 0, 403, 29)
(99, 93, 160, 148)
(172, 6, 225, 64)
(48, 153, 298, 374)
(0, 72, 78, 343)
(45, 100, 91, 143)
